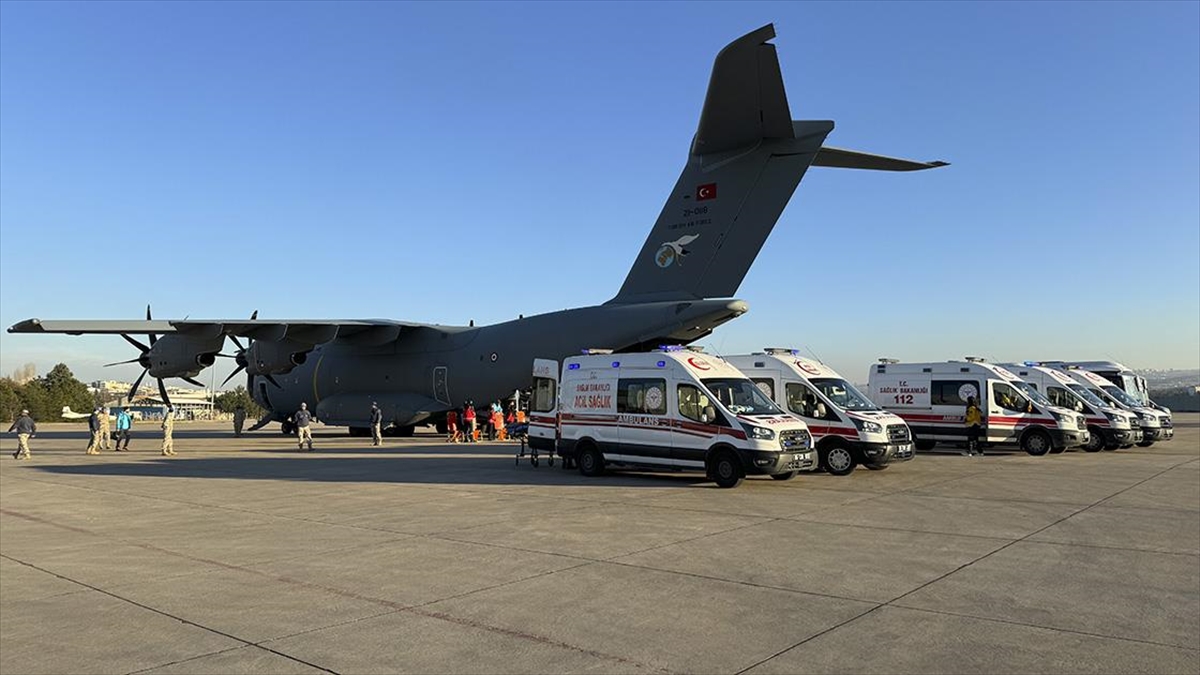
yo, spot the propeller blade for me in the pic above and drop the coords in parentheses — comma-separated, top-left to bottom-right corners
(104, 357, 143, 367)
(128, 368, 148, 401)
(214, 353, 237, 359)
(230, 335, 246, 351)
(120, 334, 150, 352)
(247, 412, 275, 432)
(250, 310, 258, 321)
(146, 305, 157, 346)
(180, 376, 205, 388)
(157, 378, 172, 408)
(221, 365, 246, 388)
(264, 374, 282, 389)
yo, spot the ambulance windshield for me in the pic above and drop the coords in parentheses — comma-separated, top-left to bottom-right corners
(1014, 382, 1053, 407)
(809, 378, 877, 410)
(1070, 384, 1119, 408)
(701, 378, 782, 415)
(1101, 385, 1141, 408)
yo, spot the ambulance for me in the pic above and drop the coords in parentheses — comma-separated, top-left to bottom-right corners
(724, 349, 913, 476)
(1048, 366, 1172, 446)
(1000, 363, 1141, 452)
(866, 358, 1088, 456)
(527, 347, 816, 488)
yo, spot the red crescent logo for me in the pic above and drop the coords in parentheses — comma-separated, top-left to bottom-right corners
(687, 356, 711, 371)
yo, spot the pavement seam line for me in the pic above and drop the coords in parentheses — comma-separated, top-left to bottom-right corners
(0, 553, 339, 675)
(885, 603, 1200, 652)
(124, 645, 254, 675)
(733, 457, 1196, 674)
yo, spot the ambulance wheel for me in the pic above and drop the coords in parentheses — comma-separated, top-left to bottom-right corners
(577, 443, 605, 477)
(1021, 429, 1052, 456)
(1083, 427, 1104, 452)
(1050, 446, 1066, 454)
(770, 471, 796, 481)
(822, 444, 857, 476)
(914, 438, 936, 452)
(864, 463, 889, 471)
(708, 450, 743, 489)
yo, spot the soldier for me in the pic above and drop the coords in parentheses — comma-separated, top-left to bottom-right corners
(86, 407, 103, 454)
(99, 406, 112, 451)
(8, 409, 36, 460)
(114, 407, 133, 451)
(233, 405, 246, 437)
(161, 406, 177, 456)
(370, 402, 383, 446)
(291, 402, 314, 451)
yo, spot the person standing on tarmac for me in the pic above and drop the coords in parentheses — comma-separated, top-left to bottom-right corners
(9, 409, 36, 460)
(99, 406, 112, 451)
(291, 402, 315, 451)
(463, 401, 476, 443)
(161, 406, 177, 456)
(964, 396, 984, 457)
(233, 405, 246, 438)
(115, 407, 133, 451)
(86, 407, 103, 454)
(370, 402, 383, 446)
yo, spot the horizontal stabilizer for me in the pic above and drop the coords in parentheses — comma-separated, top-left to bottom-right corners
(812, 146, 949, 171)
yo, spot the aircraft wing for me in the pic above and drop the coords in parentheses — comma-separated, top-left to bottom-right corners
(7, 318, 462, 345)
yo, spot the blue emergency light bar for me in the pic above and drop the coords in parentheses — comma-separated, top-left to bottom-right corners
(1023, 361, 1040, 367)
(657, 345, 685, 352)
(657, 361, 666, 368)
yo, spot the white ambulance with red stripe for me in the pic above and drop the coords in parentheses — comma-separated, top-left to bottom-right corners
(527, 347, 815, 488)
(724, 350, 913, 476)
(866, 358, 1088, 456)
(1000, 363, 1141, 452)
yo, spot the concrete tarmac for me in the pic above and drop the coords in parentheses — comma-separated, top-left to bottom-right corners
(2, 415, 1197, 674)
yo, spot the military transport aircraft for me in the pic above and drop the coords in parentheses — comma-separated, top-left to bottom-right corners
(8, 24, 946, 436)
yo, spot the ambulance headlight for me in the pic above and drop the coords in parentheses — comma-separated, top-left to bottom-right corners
(851, 418, 883, 434)
(1051, 411, 1071, 423)
(742, 424, 775, 441)
(1139, 413, 1157, 424)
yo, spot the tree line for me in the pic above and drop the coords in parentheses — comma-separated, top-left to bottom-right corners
(0, 364, 264, 422)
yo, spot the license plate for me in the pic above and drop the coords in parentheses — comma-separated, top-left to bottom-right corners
(894, 444, 912, 454)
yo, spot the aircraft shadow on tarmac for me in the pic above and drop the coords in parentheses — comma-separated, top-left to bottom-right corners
(31, 455, 726, 489)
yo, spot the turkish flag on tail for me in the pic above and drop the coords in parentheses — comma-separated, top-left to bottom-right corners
(696, 183, 717, 201)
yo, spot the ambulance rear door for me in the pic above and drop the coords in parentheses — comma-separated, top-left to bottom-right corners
(528, 359, 559, 453)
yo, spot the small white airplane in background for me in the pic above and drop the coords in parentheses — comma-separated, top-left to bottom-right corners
(61, 406, 94, 419)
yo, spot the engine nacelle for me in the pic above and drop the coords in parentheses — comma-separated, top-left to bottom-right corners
(247, 340, 311, 375)
(147, 334, 225, 378)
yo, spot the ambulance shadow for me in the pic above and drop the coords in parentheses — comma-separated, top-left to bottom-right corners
(33, 456, 714, 488)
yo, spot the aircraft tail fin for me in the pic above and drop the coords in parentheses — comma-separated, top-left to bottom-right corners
(609, 24, 946, 304)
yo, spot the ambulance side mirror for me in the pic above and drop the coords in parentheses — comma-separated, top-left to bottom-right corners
(702, 406, 716, 423)
(816, 402, 827, 418)
(1075, 401, 1083, 412)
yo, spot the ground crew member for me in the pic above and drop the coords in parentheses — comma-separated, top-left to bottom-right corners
(463, 402, 476, 443)
(370, 402, 383, 446)
(161, 406, 177, 456)
(99, 406, 112, 451)
(87, 407, 103, 454)
(115, 407, 132, 451)
(292, 402, 314, 451)
(445, 409, 460, 443)
(233, 405, 246, 437)
(965, 396, 984, 457)
(9, 409, 36, 460)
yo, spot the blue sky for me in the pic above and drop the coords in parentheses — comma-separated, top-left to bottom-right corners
(1, 1, 1197, 387)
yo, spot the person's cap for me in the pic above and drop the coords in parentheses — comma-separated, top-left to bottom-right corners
(300, 402, 307, 407)
(20, 409, 28, 414)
